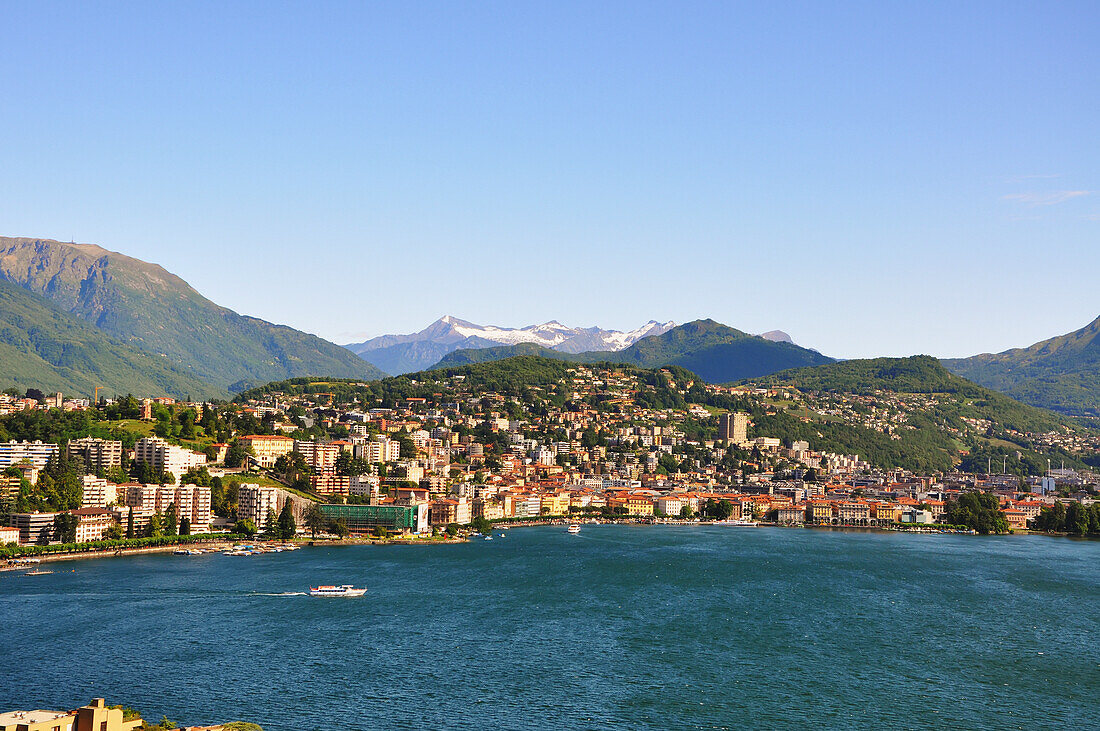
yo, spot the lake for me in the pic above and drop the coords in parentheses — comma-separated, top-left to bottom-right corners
(2, 525, 1097, 729)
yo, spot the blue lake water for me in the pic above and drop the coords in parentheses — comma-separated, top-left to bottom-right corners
(2, 525, 1098, 730)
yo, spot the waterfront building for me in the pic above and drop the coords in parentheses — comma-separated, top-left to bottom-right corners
(133, 437, 206, 480)
(318, 502, 429, 535)
(109, 505, 153, 535)
(237, 483, 279, 528)
(69, 508, 115, 543)
(237, 434, 294, 468)
(0, 526, 19, 545)
(0, 440, 59, 470)
(0, 698, 143, 731)
(8, 512, 58, 545)
(66, 437, 123, 474)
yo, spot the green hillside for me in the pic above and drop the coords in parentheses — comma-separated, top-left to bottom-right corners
(0, 279, 218, 399)
(0, 237, 386, 392)
(942, 316, 1100, 417)
(750, 355, 1068, 434)
(433, 319, 834, 382)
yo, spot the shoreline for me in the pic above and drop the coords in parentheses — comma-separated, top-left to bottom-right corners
(3, 522, 1083, 569)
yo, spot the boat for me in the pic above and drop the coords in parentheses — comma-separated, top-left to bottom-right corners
(715, 520, 759, 527)
(23, 569, 53, 576)
(483, 535, 493, 540)
(309, 585, 366, 597)
(567, 524, 581, 534)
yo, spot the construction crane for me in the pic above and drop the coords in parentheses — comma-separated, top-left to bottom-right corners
(94, 386, 103, 405)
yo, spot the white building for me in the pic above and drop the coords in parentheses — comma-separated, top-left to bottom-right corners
(0, 440, 60, 470)
(80, 475, 118, 508)
(237, 483, 279, 528)
(133, 437, 206, 480)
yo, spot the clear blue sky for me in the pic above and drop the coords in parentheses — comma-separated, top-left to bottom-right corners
(2, 1, 1097, 358)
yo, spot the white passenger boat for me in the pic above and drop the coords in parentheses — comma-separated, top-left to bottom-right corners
(309, 584, 366, 597)
(567, 524, 581, 534)
(715, 520, 759, 527)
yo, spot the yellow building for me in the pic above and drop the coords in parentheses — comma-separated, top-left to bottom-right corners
(540, 492, 571, 516)
(237, 434, 294, 468)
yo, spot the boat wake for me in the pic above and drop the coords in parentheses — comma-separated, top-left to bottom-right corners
(251, 591, 308, 597)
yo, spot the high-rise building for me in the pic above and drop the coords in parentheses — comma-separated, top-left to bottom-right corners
(67, 437, 124, 474)
(237, 483, 279, 528)
(718, 412, 749, 446)
(133, 437, 206, 480)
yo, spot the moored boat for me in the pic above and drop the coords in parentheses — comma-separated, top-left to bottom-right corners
(567, 524, 581, 534)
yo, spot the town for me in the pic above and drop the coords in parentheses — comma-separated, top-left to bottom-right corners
(3, 358, 1099, 554)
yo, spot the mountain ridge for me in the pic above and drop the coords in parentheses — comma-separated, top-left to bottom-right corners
(345, 316, 677, 374)
(0, 236, 387, 392)
(433, 319, 834, 382)
(0, 278, 217, 399)
(942, 314, 1100, 416)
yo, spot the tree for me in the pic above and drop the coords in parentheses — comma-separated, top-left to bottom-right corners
(263, 508, 278, 536)
(444, 524, 459, 538)
(164, 502, 179, 536)
(327, 518, 349, 538)
(302, 503, 325, 538)
(234, 519, 257, 537)
(181, 466, 212, 487)
(224, 442, 250, 468)
(105, 523, 124, 540)
(179, 516, 191, 535)
(147, 513, 164, 538)
(276, 501, 297, 540)
(946, 492, 1009, 534)
(471, 515, 492, 535)
(52, 512, 78, 544)
(679, 505, 694, 519)
(126, 507, 135, 539)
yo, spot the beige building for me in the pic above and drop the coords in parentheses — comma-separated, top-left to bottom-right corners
(0, 440, 59, 470)
(0, 698, 143, 731)
(69, 508, 115, 543)
(718, 412, 749, 446)
(66, 437, 123, 474)
(238, 434, 294, 468)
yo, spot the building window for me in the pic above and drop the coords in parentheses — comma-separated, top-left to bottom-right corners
(101, 722, 109, 731)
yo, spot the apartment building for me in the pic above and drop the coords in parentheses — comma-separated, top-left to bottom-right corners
(0, 440, 59, 470)
(295, 440, 341, 470)
(353, 436, 401, 463)
(66, 437, 123, 473)
(237, 483, 279, 527)
(133, 437, 206, 480)
(70, 508, 115, 543)
(8, 512, 58, 545)
(80, 476, 118, 508)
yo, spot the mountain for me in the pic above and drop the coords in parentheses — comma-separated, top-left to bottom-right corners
(942, 316, 1100, 417)
(0, 278, 217, 399)
(748, 355, 1068, 434)
(344, 316, 676, 374)
(434, 319, 834, 382)
(0, 237, 386, 394)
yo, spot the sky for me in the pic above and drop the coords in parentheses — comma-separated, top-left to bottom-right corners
(1, 1, 1098, 359)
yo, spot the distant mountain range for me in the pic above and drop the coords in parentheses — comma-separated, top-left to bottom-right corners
(942, 315, 1100, 417)
(344, 316, 676, 374)
(0, 237, 386, 397)
(434, 319, 834, 383)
